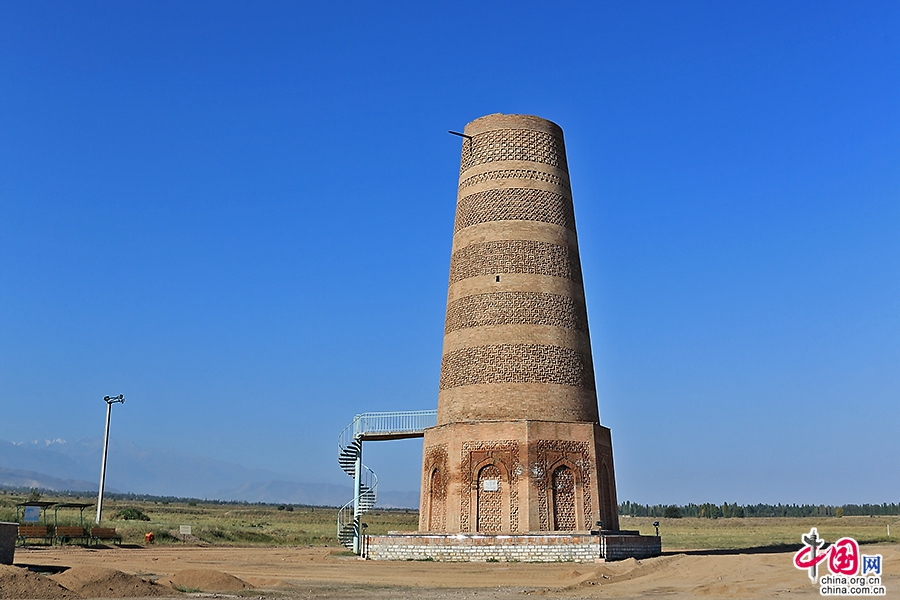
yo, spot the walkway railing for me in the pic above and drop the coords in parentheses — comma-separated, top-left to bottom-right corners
(341, 410, 438, 443)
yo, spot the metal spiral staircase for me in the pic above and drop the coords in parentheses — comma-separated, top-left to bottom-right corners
(337, 436, 377, 550)
(337, 410, 437, 554)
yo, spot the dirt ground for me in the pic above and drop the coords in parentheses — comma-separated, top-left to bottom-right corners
(7, 543, 897, 599)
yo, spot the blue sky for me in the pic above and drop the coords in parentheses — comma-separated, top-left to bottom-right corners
(1, 1, 897, 505)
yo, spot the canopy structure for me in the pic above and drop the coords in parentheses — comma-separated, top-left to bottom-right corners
(15, 501, 57, 524)
(53, 502, 94, 527)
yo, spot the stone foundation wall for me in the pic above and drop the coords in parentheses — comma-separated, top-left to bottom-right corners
(367, 532, 660, 563)
(600, 533, 661, 561)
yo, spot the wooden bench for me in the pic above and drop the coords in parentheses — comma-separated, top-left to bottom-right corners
(17, 525, 53, 546)
(55, 526, 89, 545)
(89, 527, 122, 545)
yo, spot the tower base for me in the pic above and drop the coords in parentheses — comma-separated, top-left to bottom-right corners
(420, 420, 620, 534)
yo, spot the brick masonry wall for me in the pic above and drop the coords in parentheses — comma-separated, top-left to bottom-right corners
(0, 522, 16, 565)
(439, 113, 597, 426)
(367, 532, 660, 563)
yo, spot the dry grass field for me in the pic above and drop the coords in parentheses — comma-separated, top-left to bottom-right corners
(619, 514, 897, 550)
(0, 492, 419, 547)
(2, 491, 897, 551)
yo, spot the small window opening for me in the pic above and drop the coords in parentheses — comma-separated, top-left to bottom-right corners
(495, 275, 500, 282)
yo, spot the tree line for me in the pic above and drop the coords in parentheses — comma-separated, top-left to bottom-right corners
(619, 501, 900, 518)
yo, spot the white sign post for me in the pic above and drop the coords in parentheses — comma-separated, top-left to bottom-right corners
(180, 525, 191, 544)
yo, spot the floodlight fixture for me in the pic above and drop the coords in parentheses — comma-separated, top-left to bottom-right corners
(96, 394, 125, 523)
(653, 521, 660, 536)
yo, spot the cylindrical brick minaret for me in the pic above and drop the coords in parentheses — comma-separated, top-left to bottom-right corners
(439, 114, 598, 425)
(420, 114, 620, 534)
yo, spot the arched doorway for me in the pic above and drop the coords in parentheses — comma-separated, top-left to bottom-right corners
(551, 465, 576, 531)
(428, 467, 445, 531)
(476, 464, 502, 532)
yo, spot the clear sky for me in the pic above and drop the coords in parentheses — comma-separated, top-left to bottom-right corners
(1, 1, 897, 506)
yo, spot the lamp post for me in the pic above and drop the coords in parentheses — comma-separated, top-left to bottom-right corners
(96, 394, 125, 524)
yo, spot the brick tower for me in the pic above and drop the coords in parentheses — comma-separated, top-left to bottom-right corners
(419, 113, 620, 534)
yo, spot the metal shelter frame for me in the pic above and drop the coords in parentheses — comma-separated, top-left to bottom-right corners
(15, 501, 56, 525)
(53, 502, 93, 528)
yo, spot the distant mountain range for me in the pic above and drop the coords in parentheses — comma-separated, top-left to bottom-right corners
(0, 438, 418, 508)
(0, 466, 101, 493)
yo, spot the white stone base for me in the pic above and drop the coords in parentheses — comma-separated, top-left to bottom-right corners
(366, 531, 660, 562)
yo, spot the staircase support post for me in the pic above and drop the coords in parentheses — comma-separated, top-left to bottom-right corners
(352, 439, 362, 555)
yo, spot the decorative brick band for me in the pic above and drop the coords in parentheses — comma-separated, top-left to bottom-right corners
(444, 292, 587, 334)
(454, 188, 575, 232)
(460, 129, 568, 174)
(458, 168, 570, 192)
(449, 240, 582, 284)
(439, 344, 595, 390)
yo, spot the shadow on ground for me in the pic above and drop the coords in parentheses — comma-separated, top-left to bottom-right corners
(665, 543, 800, 556)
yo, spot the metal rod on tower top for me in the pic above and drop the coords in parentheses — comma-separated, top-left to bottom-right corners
(96, 394, 125, 524)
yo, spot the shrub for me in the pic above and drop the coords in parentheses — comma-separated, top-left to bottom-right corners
(663, 505, 682, 518)
(115, 507, 151, 521)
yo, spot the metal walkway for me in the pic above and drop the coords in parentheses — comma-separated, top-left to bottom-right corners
(337, 410, 437, 553)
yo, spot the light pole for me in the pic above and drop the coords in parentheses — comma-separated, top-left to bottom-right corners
(96, 394, 125, 524)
